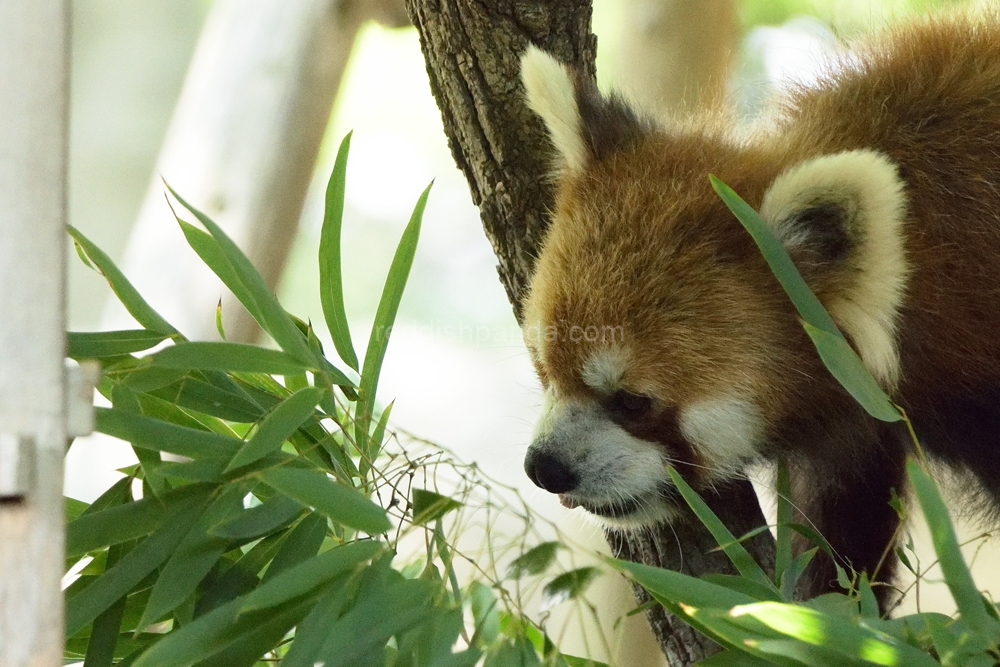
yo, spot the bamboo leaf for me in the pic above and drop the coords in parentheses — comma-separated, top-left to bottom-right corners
(208, 494, 304, 540)
(151, 342, 313, 375)
(319, 132, 359, 372)
(69, 330, 171, 359)
(167, 185, 317, 366)
(240, 540, 382, 613)
(541, 567, 601, 609)
(355, 182, 431, 459)
(507, 542, 561, 579)
(908, 459, 1000, 648)
(802, 323, 902, 422)
(667, 466, 779, 595)
(710, 176, 901, 423)
(176, 220, 265, 328)
(261, 467, 391, 535)
(137, 484, 249, 628)
(710, 177, 839, 336)
(226, 386, 324, 472)
(95, 407, 242, 459)
(261, 512, 327, 582)
(411, 488, 463, 526)
(66, 489, 198, 558)
(65, 486, 214, 636)
(68, 226, 179, 336)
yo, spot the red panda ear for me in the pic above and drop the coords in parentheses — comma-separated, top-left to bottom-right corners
(521, 46, 650, 174)
(760, 150, 910, 389)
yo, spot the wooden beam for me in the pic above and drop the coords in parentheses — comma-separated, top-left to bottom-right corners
(0, 0, 69, 665)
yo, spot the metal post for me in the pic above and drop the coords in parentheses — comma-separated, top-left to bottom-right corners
(0, 0, 70, 664)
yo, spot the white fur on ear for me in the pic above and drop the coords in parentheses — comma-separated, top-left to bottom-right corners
(521, 46, 587, 173)
(760, 150, 909, 389)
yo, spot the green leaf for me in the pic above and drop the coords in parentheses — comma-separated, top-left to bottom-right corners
(696, 650, 776, 667)
(728, 601, 942, 667)
(710, 176, 901, 423)
(226, 386, 324, 471)
(66, 487, 208, 557)
(261, 467, 390, 535)
(82, 542, 131, 667)
(66, 496, 90, 522)
(68, 226, 180, 336)
(130, 595, 313, 667)
(95, 407, 241, 459)
(710, 176, 840, 336)
(68, 330, 171, 359)
(137, 484, 248, 628)
(802, 323, 902, 422)
(411, 488, 463, 526)
(313, 578, 435, 667)
(148, 375, 267, 423)
(208, 494, 304, 540)
(319, 132, 359, 372)
(240, 540, 381, 613)
(356, 182, 431, 459)
(908, 459, 1000, 648)
(262, 512, 328, 582)
(151, 342, 314, 375)
(667, 466, 779, 595)
(541, 567, 601, 609)
(775, 460, 793, 595)
(167, 185, 317, 366)
(507, 542, 562, 579)
(65, 485, 214, 636)
(176, 220, 265, 328)
(470, 582, 501, 644)
(279, 577, 352, 667)
(485, 637, 543, 667)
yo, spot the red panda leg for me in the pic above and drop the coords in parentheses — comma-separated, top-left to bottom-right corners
(792, 427, 907, 613)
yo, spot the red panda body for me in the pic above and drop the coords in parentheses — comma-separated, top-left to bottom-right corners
(519, 12, 1000, 610)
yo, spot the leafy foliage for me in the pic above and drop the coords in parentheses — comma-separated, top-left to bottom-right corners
(64, 135, 609, 666)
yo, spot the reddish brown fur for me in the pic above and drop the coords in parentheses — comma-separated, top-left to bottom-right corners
(523, 11, 1000, 610)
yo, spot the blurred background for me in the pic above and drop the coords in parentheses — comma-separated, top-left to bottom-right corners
(64, 0, 993, 664)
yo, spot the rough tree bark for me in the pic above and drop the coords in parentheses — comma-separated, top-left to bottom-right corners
(404, 1, 775, 664)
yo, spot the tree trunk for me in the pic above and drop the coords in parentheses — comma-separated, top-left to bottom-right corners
(404, 1, 775, 664)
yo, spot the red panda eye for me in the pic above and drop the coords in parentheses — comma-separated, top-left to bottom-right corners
(608, 390, 654, 421)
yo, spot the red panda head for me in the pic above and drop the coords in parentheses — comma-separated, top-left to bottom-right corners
(519, 46, 909, 526)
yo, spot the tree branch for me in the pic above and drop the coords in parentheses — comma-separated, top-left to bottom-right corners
(405, 1, 775, 663)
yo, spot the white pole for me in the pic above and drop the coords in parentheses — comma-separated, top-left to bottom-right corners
(0, 0, 70, 665)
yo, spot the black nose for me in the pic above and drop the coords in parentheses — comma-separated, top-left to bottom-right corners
(524, 449, 578, 494)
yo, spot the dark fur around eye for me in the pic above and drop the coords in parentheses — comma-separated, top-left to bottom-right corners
(606, 390, 654, 422)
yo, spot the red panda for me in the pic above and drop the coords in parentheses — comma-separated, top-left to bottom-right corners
(519, 11, 1000, 611)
